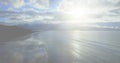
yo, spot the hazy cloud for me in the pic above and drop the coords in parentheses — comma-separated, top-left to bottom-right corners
(29, 0, 49, 9)
(0, 0, 50, 9)
(0, 0, 25, 8)
(57, 0, 120, 22)
(0, 11, 55, 25)
(58, 0, 120, 11)
(0, 0, 120, 24)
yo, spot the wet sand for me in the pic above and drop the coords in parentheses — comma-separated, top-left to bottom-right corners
(0, 25, 120, 63)
(0, 24, 32, 42)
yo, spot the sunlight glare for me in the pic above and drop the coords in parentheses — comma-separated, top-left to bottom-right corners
(67, 8, 90, 19)
(58, 1, 98, 23)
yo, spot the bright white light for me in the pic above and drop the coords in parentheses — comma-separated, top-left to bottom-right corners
(58, 0, 110, 23)
(66, 7, 91, 19)
(61, 7, 95, 24)
(58, 4, 95, 23)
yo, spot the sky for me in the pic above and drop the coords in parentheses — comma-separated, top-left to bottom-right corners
(0, 0, 120, 25)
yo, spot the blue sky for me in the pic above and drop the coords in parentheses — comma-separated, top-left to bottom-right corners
(0, 0, 120, 25)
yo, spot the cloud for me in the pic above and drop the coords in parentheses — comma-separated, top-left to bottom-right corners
(57, 0, 120, 22)
(7, 7, 40, 13)
(0, 0, 50, 9)
(0, 11, 120, 30)
(0, 0, 25, 8)
(0, 11, 55, 25)
(29, 0, 49, 9)
(0, 0, 120, 25)
(58, 0, 120, 14)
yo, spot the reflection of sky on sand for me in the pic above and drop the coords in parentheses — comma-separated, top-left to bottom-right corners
(0, 31, 120, 63)
(33, 31, 120, 63)
(0, 34, 48, 63)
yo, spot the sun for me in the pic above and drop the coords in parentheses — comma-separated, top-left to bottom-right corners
(61, 7, 93, 24)
(67, 7, 91, 19)
(58, 1, 96, 23)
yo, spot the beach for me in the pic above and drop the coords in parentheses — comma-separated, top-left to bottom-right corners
(0, 26, 120, 63)
(0, 24, 32, 42)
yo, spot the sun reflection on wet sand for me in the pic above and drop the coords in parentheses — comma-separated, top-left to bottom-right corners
(1, 31, 120, 63)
